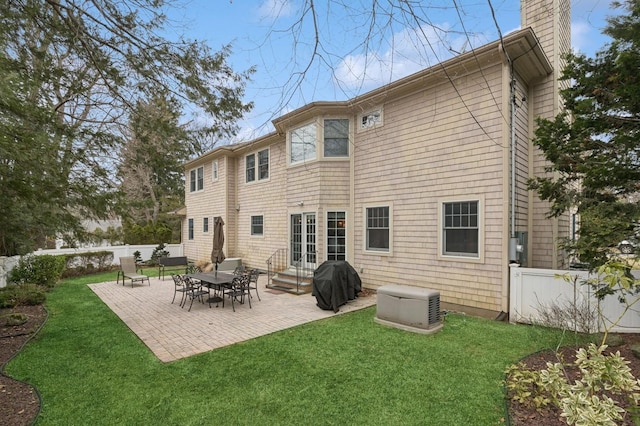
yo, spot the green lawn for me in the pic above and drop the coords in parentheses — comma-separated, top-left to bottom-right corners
(6, 273, 584, 425)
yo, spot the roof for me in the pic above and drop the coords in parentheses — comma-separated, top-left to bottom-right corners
(183, 131, 280, 168)
(272, 27, 551, 132)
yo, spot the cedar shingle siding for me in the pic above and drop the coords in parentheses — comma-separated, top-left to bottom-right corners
(182, 0, 570, 317)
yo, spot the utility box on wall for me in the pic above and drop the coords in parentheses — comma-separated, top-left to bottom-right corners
(515, 231, 528, 266)
(509, 232, 528, 266)
(375, 285, 443, 334)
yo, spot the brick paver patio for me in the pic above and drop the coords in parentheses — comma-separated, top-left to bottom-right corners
(89, 274, 376, 362)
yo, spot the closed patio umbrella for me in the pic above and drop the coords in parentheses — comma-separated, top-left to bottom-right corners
(211, 217, 226, 276)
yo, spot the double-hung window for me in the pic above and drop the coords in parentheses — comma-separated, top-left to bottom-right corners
(366, 206, 390, 252)
(290, 122, 317, 164)
(442, 201, 479, 257)
(258, 149, 269, 179)
(246, 149, 269, 182)
(246, 154, 255, 182)
(324, 119, 349, 157)
(251, 215, 264, 236)
(212, 160, 218, 181)
(189, 166, 204, 192)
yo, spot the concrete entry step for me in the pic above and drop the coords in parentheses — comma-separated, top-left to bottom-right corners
(268, 268, 313, 295)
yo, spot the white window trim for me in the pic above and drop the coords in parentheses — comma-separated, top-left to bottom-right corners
(363, 203, 393, 256)
(322, 118, 351, 159)
(189, 166, 204, 193)
(257, 148, 270, 181)
(437, 196, 485, 264)
(326, 210, 347, 262)
(250, 214, 264, 237)
(187, 218, 194, 241)
(245, 148, 270, 184)
(203, 216, 210, 234)
(211, 160, 218, 182)
(245, 153, 256, 183)
(357, 107, 384, 132)
(288, 120, 318, 166)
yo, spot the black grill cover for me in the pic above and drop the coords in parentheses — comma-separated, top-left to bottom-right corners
(312, 261, 362, 312)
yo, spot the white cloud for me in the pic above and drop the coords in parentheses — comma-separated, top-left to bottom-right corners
(333, 22, 488, 93)
(571, 22, 591, 52)
(257, 0, 293, 20)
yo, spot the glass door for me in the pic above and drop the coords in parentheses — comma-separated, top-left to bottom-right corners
(327, 211, 346, 261)
(291, 213, 316, 268)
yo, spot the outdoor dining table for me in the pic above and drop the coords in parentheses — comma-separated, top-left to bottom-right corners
(186, 271, 235, 305)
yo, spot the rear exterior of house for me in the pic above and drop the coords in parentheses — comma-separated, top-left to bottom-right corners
(182, 0, 571, 318)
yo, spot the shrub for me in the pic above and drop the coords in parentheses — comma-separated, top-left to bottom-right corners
(60, 251, 114, 278)
(4, 312, 28, 326)
(0, 284, 47, 308)
(123, 221, 173, 245)
(148, 243, 169, 266)
(9, 254, 66, 288)
(506, 344, 640, 425)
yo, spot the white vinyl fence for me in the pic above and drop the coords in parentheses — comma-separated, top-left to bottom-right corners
(510, 265, 640, 334)
(0, 244, 183, 288)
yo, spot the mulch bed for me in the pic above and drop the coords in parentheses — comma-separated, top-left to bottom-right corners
(507, 333, 640, 426)
(0, 305, 47, 426)
(1, 302, 638, 425)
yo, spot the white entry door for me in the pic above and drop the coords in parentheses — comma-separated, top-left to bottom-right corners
(290, 213, 317, 269)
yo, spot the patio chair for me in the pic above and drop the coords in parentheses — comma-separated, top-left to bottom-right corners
(223, 274, 251, 312)
(118, 256, 150, 287)
(247, 269, 261, 301)
(233, 265, 246, 275)
(171, 274, 189, 306)
(186, 264, 201, 274)
(181, 276, 210, 312)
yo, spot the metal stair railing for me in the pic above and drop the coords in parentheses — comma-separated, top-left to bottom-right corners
(294, 251, 316, 294)
(266, 248, 287, 287)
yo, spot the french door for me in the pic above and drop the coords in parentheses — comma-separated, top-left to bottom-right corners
(291, 213, 317, 269)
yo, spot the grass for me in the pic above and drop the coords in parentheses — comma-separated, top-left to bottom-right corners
(6, 274, 587, 425)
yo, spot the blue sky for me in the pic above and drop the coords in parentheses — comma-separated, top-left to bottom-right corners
(165, 0, 621, 142)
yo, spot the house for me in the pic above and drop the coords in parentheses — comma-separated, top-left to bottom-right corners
(181, 0, 571, 318)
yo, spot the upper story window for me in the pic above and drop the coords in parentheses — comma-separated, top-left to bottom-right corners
(442, 200, 479, 257)
(324, 119, 349, 157)
(246, 154, 255, 182)
(212, 160, 218, 181)
(359, 108, 383, 130)
(246, 148, 269, 183)
(290, 122, 317, 164)
(189, 166, 204, 192)
(258, 149, 269, 179)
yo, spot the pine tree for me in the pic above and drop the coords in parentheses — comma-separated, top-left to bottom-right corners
(529, 0, 640, 266)
(0, 1, 253, 255)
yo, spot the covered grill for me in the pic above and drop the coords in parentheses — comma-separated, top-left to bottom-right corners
(312, 261, 362, 312)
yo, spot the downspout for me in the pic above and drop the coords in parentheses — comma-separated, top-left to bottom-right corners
(348, 112, 356, 266)
(510, 75, 517, 244)
(500, 70, 518, 322)
(502, 63, 518, 320)
(499, 43, 516, 318)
